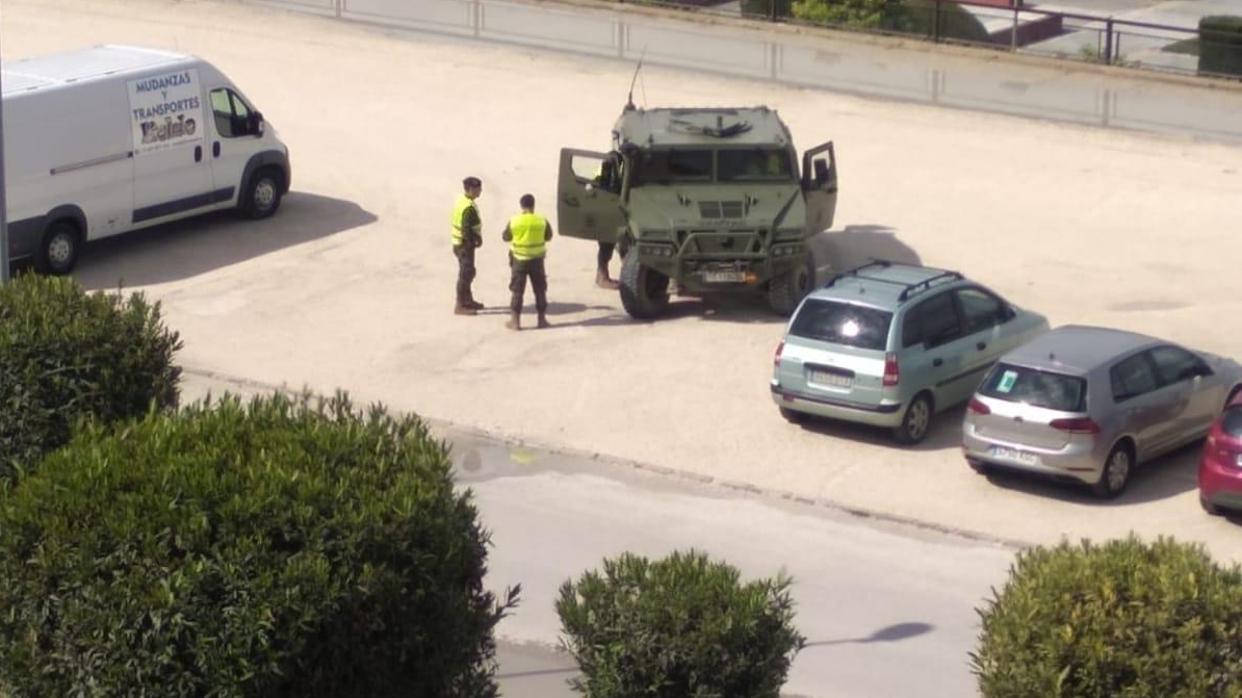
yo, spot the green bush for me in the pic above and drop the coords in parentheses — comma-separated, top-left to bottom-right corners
(742, 0, 793, 19)
(0, 392, 518, 698)
(0, 274, 181, 480)
(971, 536, 1242, 698)
(794, 0, 986, 39)
(557, 550, 804, 697)
(1199, 15, 1242, 77)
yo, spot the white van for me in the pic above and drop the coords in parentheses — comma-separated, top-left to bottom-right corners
(2, 44, 291, 274)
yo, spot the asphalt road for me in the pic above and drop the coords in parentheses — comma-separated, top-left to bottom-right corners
(181, 370, 1015, 698)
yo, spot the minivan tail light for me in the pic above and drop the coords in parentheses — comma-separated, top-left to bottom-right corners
(883, 353, 900, 387)
(774, 340, 785, 367)
(1049, 417, 1100, 435)
(968, 397, 990, 415)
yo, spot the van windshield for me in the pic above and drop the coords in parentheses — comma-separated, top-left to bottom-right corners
(979, 363, 1087, 412)
(789, 300, 891, 351)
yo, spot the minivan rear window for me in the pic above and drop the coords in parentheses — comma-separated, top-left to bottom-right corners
(1222, 407, 1242, 438)
(789, 300, 892, 351)
(979, 363, 1087, 412)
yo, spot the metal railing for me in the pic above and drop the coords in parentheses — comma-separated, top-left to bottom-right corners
(245, 0, 1242, 143)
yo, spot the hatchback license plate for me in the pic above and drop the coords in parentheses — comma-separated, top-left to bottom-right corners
(809, 370, 852, 388)
(703, 270, 745, 283)
(991, 446, 1037, 465)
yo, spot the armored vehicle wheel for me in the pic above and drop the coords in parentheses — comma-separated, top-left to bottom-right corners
(619, 247, 670, 320)
(768, 257, 815, 315)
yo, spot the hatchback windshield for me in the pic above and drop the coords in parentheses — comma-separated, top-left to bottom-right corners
(789, 300, 891, 351)
(979, 363, 1087, 412)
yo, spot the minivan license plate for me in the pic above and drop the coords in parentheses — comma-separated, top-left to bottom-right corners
(703, 270, 745, 283)
(809, 370, 852, 388)
(990, 446, 1037, 465)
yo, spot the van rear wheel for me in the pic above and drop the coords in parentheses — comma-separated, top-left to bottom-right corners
(241, 168, 283, 219)
(619, 248, 670, 320)
(35, 222, 81, 275)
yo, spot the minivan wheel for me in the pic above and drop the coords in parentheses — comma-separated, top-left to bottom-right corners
(35, 222, 81, 275)
(241, 168, 283, 219)
(1092, 443, 1133, 499)
(893, 393, 933, 446)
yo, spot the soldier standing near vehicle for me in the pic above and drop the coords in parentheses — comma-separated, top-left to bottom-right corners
(451, 176, 484, 315)
(593, 154, 621, 290)
(502, 193, 553, 331)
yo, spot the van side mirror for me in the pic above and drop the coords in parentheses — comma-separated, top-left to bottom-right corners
(248, 111, 264, 137)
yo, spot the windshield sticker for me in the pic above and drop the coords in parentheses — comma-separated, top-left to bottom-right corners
(997, 370, 1018, 394)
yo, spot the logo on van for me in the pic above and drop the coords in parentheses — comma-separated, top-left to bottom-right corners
(127, 69, 205, 154)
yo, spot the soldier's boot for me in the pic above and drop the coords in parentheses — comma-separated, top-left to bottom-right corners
(505, 311, 521, 331)
(595, 268, 620, 290)
(454, 290, 477, 316)
(466, 290, 484, 310)
(537, 313, 551, 329)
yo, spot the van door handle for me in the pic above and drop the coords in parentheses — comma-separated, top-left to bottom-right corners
(194, 145, 203, 163)
(933, 358, 944, 367)
(976, 341, 988, 351)
(213, 141, 221, 158)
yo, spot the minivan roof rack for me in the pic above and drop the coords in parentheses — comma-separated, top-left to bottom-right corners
(822, 259, 963, 302)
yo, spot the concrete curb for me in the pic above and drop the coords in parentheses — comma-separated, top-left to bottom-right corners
(182, 365, 1032, 552)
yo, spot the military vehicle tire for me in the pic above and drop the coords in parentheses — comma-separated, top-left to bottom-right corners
(768, 258, 814, 315)
(620, 247, 670, 319)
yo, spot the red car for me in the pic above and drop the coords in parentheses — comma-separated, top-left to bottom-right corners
(1200, 392, 1242, 515)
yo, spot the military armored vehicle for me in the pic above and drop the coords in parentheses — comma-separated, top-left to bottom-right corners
(557, 103, 837, 319)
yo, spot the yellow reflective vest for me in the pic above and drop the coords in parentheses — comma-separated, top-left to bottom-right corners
(508, 212, 548, 261)
(451, 195, 478, 245)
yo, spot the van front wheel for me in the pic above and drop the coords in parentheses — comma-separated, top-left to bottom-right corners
(241, 168, 283, 219)
(35, 222, 81, 275)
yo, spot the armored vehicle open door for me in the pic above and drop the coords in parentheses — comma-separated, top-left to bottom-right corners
(557, 148, 626, 244)
(801, 141, 838, 235)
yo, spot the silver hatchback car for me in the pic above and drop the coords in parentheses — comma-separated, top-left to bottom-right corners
(963, 325, 1242, 498)
(771, 262, 1048, 444)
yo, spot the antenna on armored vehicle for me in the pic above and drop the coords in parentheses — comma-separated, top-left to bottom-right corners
(624, 49, 646, 112)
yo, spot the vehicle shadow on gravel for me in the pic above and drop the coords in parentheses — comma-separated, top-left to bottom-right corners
(979, 441, 1201, 506)
(809, 223, 922, 278)
(74, 192, 376, 290)
(791, 405, 967, 453)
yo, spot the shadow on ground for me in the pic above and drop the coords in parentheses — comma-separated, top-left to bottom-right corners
(809, 224, 922, 279)
(804, 621, 935, 649)
(74, 192, 376, 289)
(790, 405, 967, 453)
(978, 440, 1202, 506)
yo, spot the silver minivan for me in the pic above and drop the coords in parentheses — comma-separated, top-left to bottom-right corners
(963, 325, 1242, 497)
(771, 262, 1049, 444)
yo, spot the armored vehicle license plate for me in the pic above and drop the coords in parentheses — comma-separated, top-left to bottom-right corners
(703, 270, 746, 283)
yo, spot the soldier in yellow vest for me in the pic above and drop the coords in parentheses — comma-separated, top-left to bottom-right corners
(501, 193, 553, 331)
(450, 176, 484, 315)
